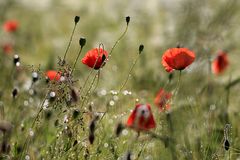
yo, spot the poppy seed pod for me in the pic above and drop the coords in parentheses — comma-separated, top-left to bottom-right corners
(126, 16, 130, 25)
(79, 37, 86, 47)
(74, 16, 80, 24)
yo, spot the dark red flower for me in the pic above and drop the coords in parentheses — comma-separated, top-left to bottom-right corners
(3, 20, 19, 32)
(126, 104, 156, 130)
(154, 88, 172, 112)
(46, 70, 61, 81)
(212, 51, 229, 75)
(162, 48, 195, 72)
(2, 44, 13, 54)
(81, 48, 108, 69)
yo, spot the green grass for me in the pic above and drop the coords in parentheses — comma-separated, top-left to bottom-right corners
(1, 0, 240, 159)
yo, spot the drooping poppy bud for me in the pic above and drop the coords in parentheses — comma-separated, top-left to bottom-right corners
(3, 20, 19, 32)
(154, 88, 172, 112)
(212, 51, 229, 75)
(126, 104, 156, 130)
(162, 48, 195, 72)
(45, 70, 61, 81)
(81, 48, 108, 70)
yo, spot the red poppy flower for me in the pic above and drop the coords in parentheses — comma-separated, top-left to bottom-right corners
(212, 51, 229, 75)
(162, 48, 195, 72)
(2, 44, 13, 54)
(46, 70, 61, 81)
(81, 48, 108, 69)
(154, 88, 172, 112)
(3, 20, 19, 32)
(126, 104, 156, 130)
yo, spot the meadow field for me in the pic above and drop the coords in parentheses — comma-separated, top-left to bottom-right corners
(0, 0, 240, 159)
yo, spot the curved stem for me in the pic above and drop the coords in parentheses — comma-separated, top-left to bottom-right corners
(118, 55, 140, 93)
(63, 24, 77, 63)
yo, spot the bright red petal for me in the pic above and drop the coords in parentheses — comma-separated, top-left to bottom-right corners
(162, 48, 195, 71)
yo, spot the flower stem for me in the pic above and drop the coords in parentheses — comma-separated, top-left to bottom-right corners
(71, 47, 83, 76)
(62, 24, 77, 63)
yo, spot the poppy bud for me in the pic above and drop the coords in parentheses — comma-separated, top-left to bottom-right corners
(168, 73, 173, 82)
(16, 145, 22, 154)
(1, 141, 10, 154)
(224, 139, 230, 151)
(139, 44, 144, 54)
(116, 122, 124, 137)
(88, 132, 95, 144)
(79, 37, 86, 48)
(126, 151, 131, 160)
(70, 88, 78, 103)
(74, 16, 80, 24)
(13, 54, 20, 65)
(89, 120, 96, 134)
(32, 72, 38, 82)
(12, 88, 18, 98)
(73, 140, 78, 146)
(45, 110, 52, 120)
(126, 16, 130, 25)
(72, 109, 80, 119)
(54, 119, 59, 127)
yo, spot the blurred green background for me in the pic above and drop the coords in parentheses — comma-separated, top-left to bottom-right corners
(1, 0, 240, 159)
